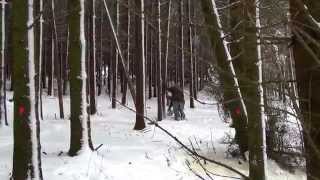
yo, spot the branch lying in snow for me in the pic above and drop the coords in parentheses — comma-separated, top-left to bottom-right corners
(184, 137, 241, 179)
(94, 144, 104, 151)
(186, 160, 207, 180)
(186, 157, 242, 180)
(113, 99, 249, 179)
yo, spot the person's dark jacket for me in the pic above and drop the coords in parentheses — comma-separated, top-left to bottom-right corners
(167, 86, 185, 102)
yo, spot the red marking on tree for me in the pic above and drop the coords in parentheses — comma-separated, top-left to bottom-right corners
(235, 107, 241, 116)
(19, 106, 25, 116)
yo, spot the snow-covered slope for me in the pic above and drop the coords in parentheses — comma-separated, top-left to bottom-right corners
(0, 91, 305, 180)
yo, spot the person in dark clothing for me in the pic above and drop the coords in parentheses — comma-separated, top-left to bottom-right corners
(167, 85, 186, 120)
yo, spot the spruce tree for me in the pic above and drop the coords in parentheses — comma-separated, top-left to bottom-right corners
(12, 0, 43, 179)
(68, 0, 90, 156)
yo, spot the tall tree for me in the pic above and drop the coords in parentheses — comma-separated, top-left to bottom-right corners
(228, 0, 249, 158)
(156, 0, 163, 121)
(12, 0, 43, 179)
(111, 0, 119, 109)
(89, 0, 97, 114)
(200, 0, 249, 159)
(0, 0, 7, 126)
(179, 0, 185, 89)
(68, 0, 91, 156)
(52, 0, 64, 119)
(121, 0, 131, 105)
(38, 0, 44, 120)
(289, 0, 320, 179)
(187, 0, 194, 108)
(102, 0, 137, 107)
(56, 42, 64, 119)
(240, 0, 267, 179)
(133, 0, 146, 130)
(162, 0, 172, 116)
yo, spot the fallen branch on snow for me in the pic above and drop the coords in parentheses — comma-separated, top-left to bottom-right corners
(113, 99, 249, 179)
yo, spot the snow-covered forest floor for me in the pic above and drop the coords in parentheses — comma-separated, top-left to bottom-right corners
(0, 91, 306, 180)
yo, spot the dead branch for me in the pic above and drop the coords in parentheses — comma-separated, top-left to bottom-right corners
(113, 99, 249, 179)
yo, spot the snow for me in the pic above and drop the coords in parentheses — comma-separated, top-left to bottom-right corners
(0, 90, 306, 180)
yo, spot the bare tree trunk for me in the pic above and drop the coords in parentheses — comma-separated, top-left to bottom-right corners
(175, 32, 178, 85)
(133, 0, 146, 130)
(192, 27, 198, 100)
(289, 1, 320, 179)
(121, 0, 130, 105)
(12, 0, 43, 178)
(68, 0, 91, 156)
(148, 20, 153, 99)
(48, 33, 54, 96)
(38, 0, 44, 120)
(240, 0, 267, 178)
(63, 30, 69, 95)
(111, 0, 119, 109)
(179, 0, 185, 89)
(97, 6, 103, 96)
(88, 0, 97, 114)
(52, 0, 64, 118)
(57, 43, 64, 119)
(187, 0, 194, 108)
(156, 0, 163, 121)
(0, 0, 5, 125)
(162, 0, 171, 116)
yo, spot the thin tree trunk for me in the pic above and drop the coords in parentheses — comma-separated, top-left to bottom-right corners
(111, 0, 119, 109)
(121, 0, 130, 105)
(156, 0, 163, 121)
(3, 50, 7, 125)
(52, 0, 64, 118)
(162, 0, 171, 116)
(148, 21, 153, 99)
(89, 0, 97, 114)
(97, 5, 103, 96)
(38, 0, 44, 120)
(63, 29, 69, 95)
(107, 44, 111, 96)
(48, 33, 54, 96)
(57, 43, 64, 119)
(187, 0, 194, 108)
(0, 0, 5, 125)
(179, 0, 184, 89)
(192, 26, 198, 100)
(49, 0, 57, 97)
